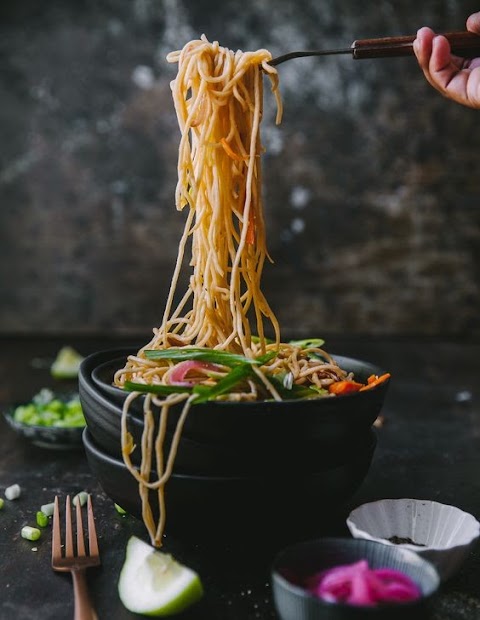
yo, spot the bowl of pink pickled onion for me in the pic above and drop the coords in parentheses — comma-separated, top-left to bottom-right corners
(271, 538, 440, 619)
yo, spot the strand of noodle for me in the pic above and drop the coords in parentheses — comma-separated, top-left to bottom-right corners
(159, 207, 196, 348)
(119, 392, 158, 543)
(139, 394, 157, 543)
(153, 399, 170, 545)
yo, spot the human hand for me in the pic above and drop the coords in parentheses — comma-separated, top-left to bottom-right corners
(413, 12, 480, 108)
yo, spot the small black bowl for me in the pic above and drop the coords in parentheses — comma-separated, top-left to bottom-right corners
(271, 538, 440, 620)
(3, 392, 85, 450)
(83, 428, 377, 540)
(4, 409, 84, 450)
(79, 348, 390, 450)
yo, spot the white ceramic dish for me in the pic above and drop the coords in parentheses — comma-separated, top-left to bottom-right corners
(346, 498, 480, 581)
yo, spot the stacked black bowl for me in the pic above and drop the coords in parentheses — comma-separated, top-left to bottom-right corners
(79, 348, 390, 541)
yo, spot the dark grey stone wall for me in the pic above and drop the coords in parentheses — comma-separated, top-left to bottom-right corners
(1, 0, 479, 336)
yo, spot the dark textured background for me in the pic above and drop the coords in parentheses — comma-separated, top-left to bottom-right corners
(1, 0, 479, 337)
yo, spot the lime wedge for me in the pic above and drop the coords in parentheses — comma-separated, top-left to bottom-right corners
(118, 536, 203, 616)
(51, 346, 84, 379)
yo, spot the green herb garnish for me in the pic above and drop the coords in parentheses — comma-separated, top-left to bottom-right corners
(288, 338, 325, 349)
(193, 364, 254, 403)
(144, 347, 277, 366)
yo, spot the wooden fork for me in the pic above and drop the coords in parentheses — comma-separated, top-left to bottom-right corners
(52, 495, 101, 620)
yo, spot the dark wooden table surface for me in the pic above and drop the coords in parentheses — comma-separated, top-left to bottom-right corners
(1, 334, 480, 620)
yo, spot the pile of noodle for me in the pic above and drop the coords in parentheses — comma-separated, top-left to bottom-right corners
(114, 36, 349, 546)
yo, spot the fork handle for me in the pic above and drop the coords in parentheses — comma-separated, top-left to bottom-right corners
(72, 570, 97, 620)
(352, 31, 480, 59)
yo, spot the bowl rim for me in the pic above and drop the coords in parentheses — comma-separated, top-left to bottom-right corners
(81, 349, 391, 409)
(271, 536, 440, 609)
(346, 498, 480, 551)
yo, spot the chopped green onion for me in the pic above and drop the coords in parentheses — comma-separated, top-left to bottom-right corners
(115, 503, 127, 515)
(36, 511, 49, 528)
(193, 364, 254, 403)
(0, 498, 4, 510)
(283, 372, 294, 390)
(268, 375, 328, 399)
(251, 335, 275, 344)
(5, 484, 21, 500)
(21, 526, 41, 541)
(73, 492, 88, 507)
(13, 391, 85, 428)
(255, 351, 278, 365)
(33, 388, 55, 406)
(288, 338, 325, 349)
(40, 502, 55, 517)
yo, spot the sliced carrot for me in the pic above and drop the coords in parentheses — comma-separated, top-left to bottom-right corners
(246, 209, 256, 245)
(328, 380, 363, 395)
(359, 373, 391, 391)
(220, 138, 248, 161)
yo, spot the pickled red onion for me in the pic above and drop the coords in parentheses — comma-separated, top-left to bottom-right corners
(166, 360, 223, 386)
(305, 560, 421, 606)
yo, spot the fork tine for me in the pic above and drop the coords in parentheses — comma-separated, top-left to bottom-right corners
(76, 498, 86, 557)
(65, 496, 74, 558)
(87, 495, 99, 557)
(52, 496, 62, 563)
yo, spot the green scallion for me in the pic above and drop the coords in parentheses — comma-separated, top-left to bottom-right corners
(36, 511, 49, 528)
(73, 492, 88, 507)
(193, 364, 254, 403)
(144, 348, 263, 366)
(40, 502, 55, 517)
(288, 338, 325, 349)
(21, 526, 41, 541)
(5, 484, 21, 500)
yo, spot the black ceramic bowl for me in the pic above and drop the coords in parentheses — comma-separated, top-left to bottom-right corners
(83, 428, 377, 539)
(80, 371, 377, 474)
(271, 538, 440, 620)
(79, 348, 389, 464)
